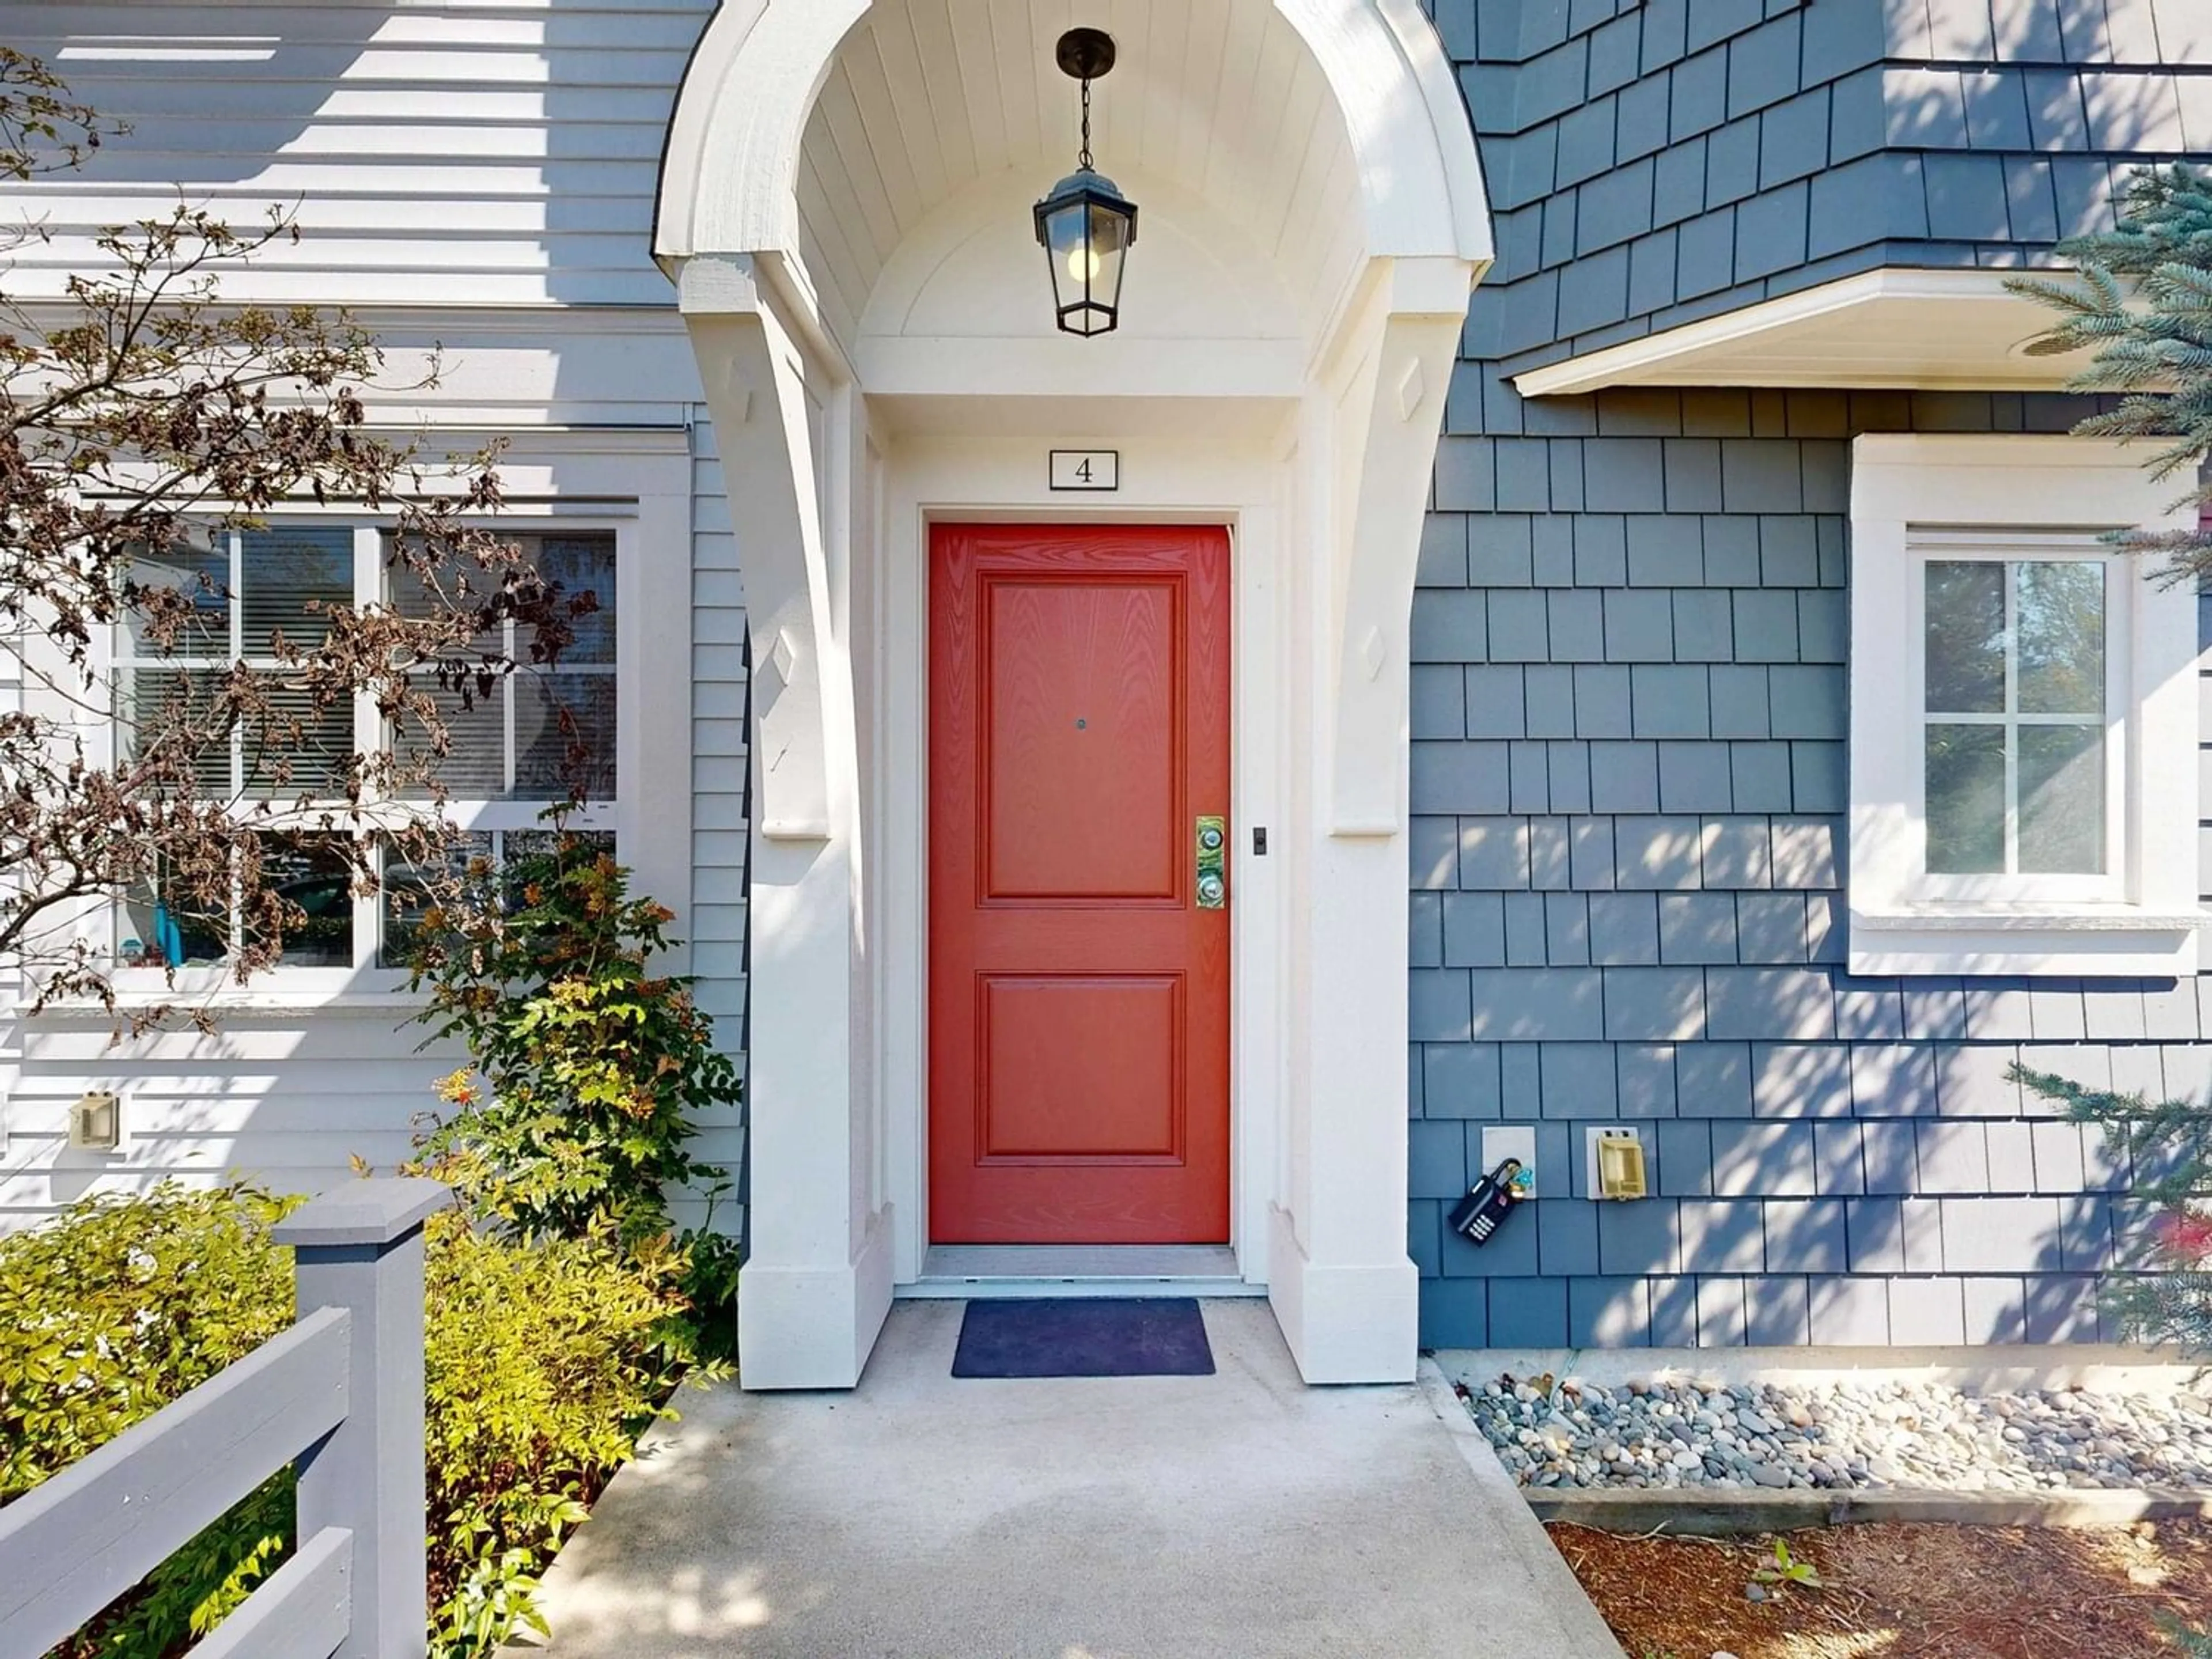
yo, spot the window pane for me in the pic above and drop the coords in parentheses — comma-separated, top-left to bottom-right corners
(241, 526, 353, 656)
(387, 534, 618, 804)
(514, 673, 617, 798)
(238, 681, 353, 797)
(1925, 562, 2006, 714)
(502, 830, 617, 905)
(121, 539, 229, 660)
(505, 828, 615, 869)
(2016, 560, 2104, 715)
(380, 831, 490, 970)
(2019, 724, 2105, 874)
(386, 540, 503, 657)
(1926, 724, 2006, 874)
(118, 668, 233, 797)
(120, 864, 229, 968)
(395, 683, 509, 799)
(537, 535, 616, 664)
(249, 835, 355, 967)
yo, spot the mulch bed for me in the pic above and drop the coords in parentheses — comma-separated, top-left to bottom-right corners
(1550, 1518, 2212, 1658)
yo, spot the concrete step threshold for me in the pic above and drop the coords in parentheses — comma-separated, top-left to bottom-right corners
(900, 1244, 1268, 1300)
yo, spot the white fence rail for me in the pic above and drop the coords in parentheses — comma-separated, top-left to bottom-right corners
(0, 1179, 450, 1659)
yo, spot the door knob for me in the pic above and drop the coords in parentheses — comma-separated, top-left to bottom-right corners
(1196, 816, 1227, 909)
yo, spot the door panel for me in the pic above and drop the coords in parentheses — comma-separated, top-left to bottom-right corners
(929, 524, 1230, 1244)
(980, 975, 1181, 1160)
(984, 578, 1180, 899)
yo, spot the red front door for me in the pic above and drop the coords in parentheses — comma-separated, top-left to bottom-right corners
(929, 523, 1231, 1244)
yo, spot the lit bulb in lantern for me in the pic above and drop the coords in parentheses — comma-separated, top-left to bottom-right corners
(1066, 241, 1103, 283)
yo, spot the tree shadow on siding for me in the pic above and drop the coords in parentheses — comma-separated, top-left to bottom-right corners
(21, 2, 712, 309)
(1703, 1070, 1925, 1351)
(6, 1013, 464, 1209)
(1676, 1024, 2100, 1351)
(1880, 58, 2188, 254)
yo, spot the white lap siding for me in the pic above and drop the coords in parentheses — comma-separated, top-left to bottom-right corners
(1, 1017, 464, 1222)
(683, 403, 750, 1243)
(0, 3, 747, 1230)
(0, 0, 712, 307)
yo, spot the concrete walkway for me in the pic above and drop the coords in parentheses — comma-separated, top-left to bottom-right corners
(531, 1301, 1622, 1658)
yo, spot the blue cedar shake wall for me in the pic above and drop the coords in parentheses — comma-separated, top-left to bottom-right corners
(1408, 0, 2211, 1349)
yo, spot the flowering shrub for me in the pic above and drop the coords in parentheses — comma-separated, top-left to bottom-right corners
(2159, 1212, 2212, 1266)
(405, 835, 743, 1353)
(1, 1184, 298, 1655)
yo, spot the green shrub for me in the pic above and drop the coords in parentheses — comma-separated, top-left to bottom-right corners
(405, 835, 743, 1354)
(1, 1183, 295, 1498)
(422, 1210, 684, 1650)
(2016, 1059, 2212, 1659)
(0, 1183, 688, 1657)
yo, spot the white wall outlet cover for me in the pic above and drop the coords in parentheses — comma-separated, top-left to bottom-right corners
(1584, 1124, 1645, 1198)
(1479, 1125, 1538, 1198)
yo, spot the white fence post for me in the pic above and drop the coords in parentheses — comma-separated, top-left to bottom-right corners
(273, 1179, 451, 1659)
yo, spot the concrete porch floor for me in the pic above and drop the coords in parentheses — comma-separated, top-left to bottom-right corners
(530, 1300, 1622, 1658)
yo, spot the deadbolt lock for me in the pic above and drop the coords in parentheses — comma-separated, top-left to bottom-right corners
(1196, 816, 1227, 909)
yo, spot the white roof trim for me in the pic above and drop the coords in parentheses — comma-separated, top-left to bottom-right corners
(1512, 268, 2095, 398)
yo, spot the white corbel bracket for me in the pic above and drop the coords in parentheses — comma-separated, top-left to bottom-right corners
(1325, 264, 1476, 838)
(679, 253, 843, 847)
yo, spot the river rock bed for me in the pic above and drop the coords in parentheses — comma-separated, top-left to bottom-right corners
(1461, 1372, 2212, 1492)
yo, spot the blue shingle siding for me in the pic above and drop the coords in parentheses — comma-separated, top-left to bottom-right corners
(1433, 0, 2206, 372)
(1408, 0, 2203, 1349)
(1408, 393, 2180, 1344)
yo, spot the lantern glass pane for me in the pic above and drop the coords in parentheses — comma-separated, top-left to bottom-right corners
(1043, 199, 1090, 315)
(1088, 202, 1131, 315)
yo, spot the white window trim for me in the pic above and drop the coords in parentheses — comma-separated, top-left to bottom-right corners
(1848, 434, 2203, 977)
(105, 516, 627, 1002)
(60, 434, 697, 1013)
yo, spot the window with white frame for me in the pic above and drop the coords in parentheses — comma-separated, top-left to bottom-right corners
(114, 523, 620, 982)
(1918, 539, 2118, 894)
(1847, 436, 2202, 977)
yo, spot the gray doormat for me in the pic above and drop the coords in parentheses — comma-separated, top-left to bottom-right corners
(950, 1297, 1215, 1378)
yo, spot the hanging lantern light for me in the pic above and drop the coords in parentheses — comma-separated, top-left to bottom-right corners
(1035, 28, 1137, 338)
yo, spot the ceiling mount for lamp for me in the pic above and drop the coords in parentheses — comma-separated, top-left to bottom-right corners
(1035, 28, 1138, 338)
(1055, 25, 1116, 81)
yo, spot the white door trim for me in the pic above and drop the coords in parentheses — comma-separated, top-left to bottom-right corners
(876, 440, 1291, 1291)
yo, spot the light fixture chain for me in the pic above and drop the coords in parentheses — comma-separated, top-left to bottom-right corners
(1080, 75, 1093, 171)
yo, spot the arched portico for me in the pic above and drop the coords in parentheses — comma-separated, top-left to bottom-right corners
(658, 0, 1491, 1389)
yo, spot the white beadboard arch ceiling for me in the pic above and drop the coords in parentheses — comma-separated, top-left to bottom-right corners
(656, 0, 1491, 340)
(809, 3, 1359, 346)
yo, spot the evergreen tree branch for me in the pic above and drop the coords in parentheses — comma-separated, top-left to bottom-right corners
(2006, 164, 2212, 586)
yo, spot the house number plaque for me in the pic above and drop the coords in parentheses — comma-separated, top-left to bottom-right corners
(1050, 449, 1120, 491)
